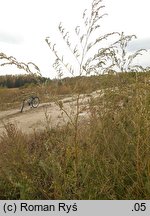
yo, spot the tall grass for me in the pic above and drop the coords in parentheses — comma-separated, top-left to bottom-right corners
(1, 73, 150, 199)
(1, 0, 150, 200)
(45, 0, 120, 181)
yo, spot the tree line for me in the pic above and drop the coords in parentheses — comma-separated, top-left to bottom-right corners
(0, 74, 51, 88)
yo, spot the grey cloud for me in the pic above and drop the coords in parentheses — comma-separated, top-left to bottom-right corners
(128, 38, 150, 52)
(0, 32, 24, 44)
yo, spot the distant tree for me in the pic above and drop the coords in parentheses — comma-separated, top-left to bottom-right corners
(0, 74, 49, 88)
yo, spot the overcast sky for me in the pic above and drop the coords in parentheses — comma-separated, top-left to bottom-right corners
(0, 0, 150, 78)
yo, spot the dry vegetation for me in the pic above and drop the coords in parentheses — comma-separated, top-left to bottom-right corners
(1, 72, 150, 199)
(1, 0, 150, 200)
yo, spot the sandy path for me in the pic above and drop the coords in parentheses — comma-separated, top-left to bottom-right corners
(0, 90, 102, 136)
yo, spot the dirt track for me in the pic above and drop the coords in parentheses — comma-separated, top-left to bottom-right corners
(0, 101, 64, 135)
(0, 91, 102, 136)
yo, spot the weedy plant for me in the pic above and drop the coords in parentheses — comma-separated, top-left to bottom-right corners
(45, 0, 149, 188)
(1, 76, 150, 199)
(45, 0, 119, 178)
(1, 0, 150, 200)
(44, 0, 150, 197)
(111, 32, 147, 73)
(0, 52, 41, 76)
(45, 0, 117, 77)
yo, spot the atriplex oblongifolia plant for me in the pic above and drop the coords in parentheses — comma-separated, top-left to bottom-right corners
(111, 32, 147, 72)
(45, 0, 119, 174)
(45, 0, 148, 171)
(45, 0, 118, 78)
(0, 52, 41, 76)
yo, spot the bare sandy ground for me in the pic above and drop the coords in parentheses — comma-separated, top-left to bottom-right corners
(0, 90, 102, 136)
